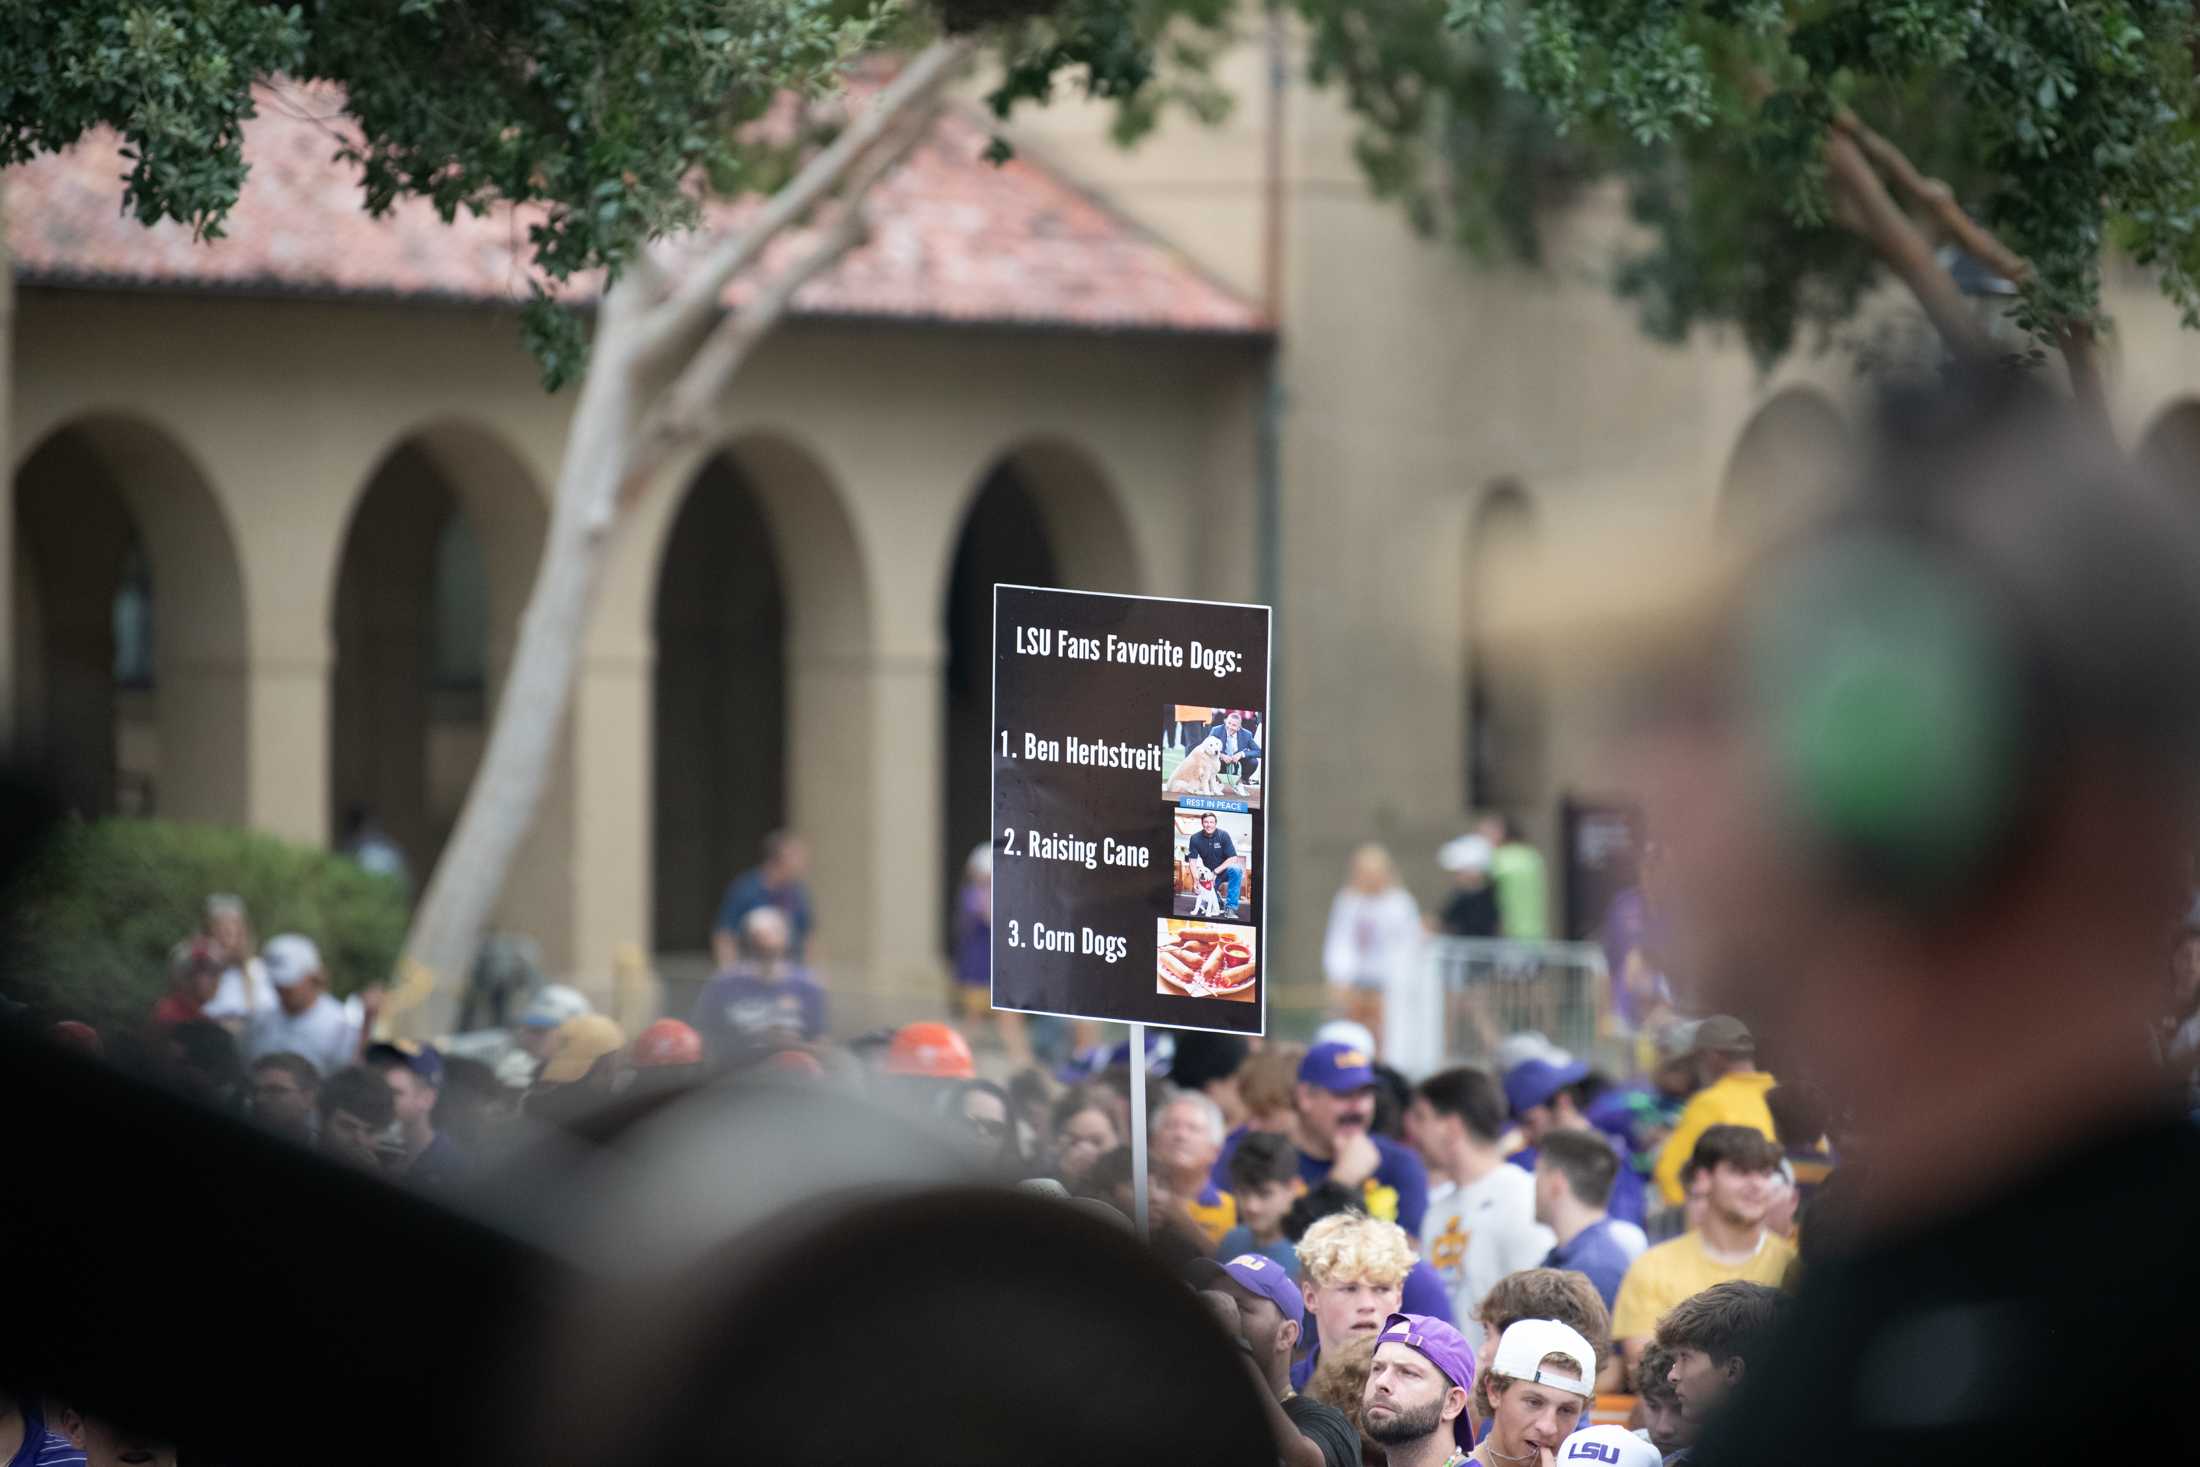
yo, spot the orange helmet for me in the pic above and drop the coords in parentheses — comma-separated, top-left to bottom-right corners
(884, 1021, 975, 1079)
(631, 1018, 705, 1068)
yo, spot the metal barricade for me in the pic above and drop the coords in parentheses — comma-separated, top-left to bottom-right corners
(1424, 937, 1622, 1073)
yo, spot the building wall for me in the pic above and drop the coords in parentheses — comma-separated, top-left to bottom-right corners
(8, 288, 1265, 1028)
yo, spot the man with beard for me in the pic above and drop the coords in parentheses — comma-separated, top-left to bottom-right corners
(1216, 1041, 1430, 1232)
(1192, 1253, 1361, 1467)
(1474, 1319, 1597, 1467)
(1361, 1312, 1477, 1467)
(1608, 1128, 1791, 1376)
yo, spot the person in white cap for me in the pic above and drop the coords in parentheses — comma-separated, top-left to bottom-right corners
(1474, 1318, 1596, 1467)
(1436, 834, 1500, 938)
(244, 935, 365, 1075)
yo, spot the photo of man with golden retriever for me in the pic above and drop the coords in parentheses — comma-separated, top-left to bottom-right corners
(1162, 706, 1266, 808)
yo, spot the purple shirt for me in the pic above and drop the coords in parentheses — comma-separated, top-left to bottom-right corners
(1542, 1216, 1634, 1309)
(690, 967, 827, 1053)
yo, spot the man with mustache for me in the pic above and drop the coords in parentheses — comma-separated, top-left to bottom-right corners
(1270, 1042, 1432, 1233)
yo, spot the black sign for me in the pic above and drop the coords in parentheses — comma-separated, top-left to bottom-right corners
(991, 585, 1271, 1034)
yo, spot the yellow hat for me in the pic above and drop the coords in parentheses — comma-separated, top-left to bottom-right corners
(540, 1013, 627, 1084)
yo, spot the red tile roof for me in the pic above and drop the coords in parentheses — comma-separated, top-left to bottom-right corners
(5, 82, 1265, 337)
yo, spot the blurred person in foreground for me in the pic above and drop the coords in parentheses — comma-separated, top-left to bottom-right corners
(1154, 1091, 1236, 1245)
(247, 1051, 320, 1143)
(1171, 1030, 1252, 1130)
(1648, 1017, 1774, 1208)
(1609, 370, 2200, 1463)
(1469, 1267, 1613, 1409)
(709, 828, 812, 969)
(1475, 1319, 1596, 1466)
(1217, 1042, 1430, 1232)
(1193, 1253, 1362, 1467)
(1409, 1066, 1551, 1324)
(1631, 1342, 1693, 1460)
(1650, 1282, 1784, 1466)
(57, 1410, 170, 1467)
(1609, 1128, 1791, 1374)
(0, 1391, 82, 1467)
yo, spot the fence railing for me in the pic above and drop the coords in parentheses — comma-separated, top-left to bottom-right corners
(1423, 937, 1623, 1074)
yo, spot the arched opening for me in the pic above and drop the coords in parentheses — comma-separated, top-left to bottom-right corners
(941, 441, 1141, 949)
(12, 416, 249, 822)
(651, 453, 789, 961)
(1464, 481, 1544, 818)
(2139, 399, 2200, 488)
(1719, 388, 1847, 538)
(330, 425, 545, 895)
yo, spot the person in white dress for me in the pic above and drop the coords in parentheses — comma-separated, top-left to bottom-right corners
(1321, 844, 1423, 1053)
(199, 893, 273, 1037)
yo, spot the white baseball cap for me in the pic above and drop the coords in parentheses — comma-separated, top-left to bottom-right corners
(518, 983, 593, 1029)
(1314, 1019, 1377, 1056)
(1491, 1318, 1597, 1398)
(1496, 1031, 1573, 1071)
(1437, 834, 1495, 873)
(1558, 1426, 1661, 1467)
(261, 934, 323, 989)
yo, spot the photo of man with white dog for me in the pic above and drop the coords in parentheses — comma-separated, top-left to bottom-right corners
(1175, 809, 1255, 920)
(1162, 706, 1266, 808)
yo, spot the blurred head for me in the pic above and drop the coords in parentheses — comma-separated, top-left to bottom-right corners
(379, 1060, 439, 1131)
(1169, 1032, 1250, 1127)
(1683, 1126, 1783, 1231)
(262, 934, 325, 1016)
(1348, 843, 1396, 895)
(540, 1014, 628, 1089)
(1050, 1092, 1119, 1185)
(168, 937, 223, 1006)
(1305, 1332, 1378, 1436)
(318, 1065, 395, 1169)
(1237, 1044, 1304, 1129)
(762, 830, 808, 882)
(249, 1052, 320, 1136)
(941, 1080, 1016, 1169)
(1533, 1127, 1621, 1225)
(1154, 1092, 1225, 1179)
(165, 1020, 244, 1103)
(64, 1413, 176, 1467)
(204, 893, 249, 958)
(1224, 711, 1243, 733)
(1627, 374, 2200, 1121)
(742, 905, 791, 963)
(1654, 1281, 1787, 1424)
(1634, 1342, 1695, 1456)
(1297, 1212, 1413, 1354)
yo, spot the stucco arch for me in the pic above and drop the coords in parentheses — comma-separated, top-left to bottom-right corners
(638, 431, 877, 975)
(1718, 387, 1848, 537)
(12, 412, 251, 822)
(954, 435, 1145, 598)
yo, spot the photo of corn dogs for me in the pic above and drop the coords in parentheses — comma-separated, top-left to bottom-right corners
(1155, 919, 1257, 1002)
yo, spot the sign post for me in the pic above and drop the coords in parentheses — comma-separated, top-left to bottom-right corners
(991, 585, 1273, 1234)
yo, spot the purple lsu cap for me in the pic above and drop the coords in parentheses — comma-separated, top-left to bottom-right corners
(1187, 1252, 1305, 1323)
(1375, 1312, 1479, 1450)
(365, 1040, 444, 1088)
(1300, 1041, 1377, 1094)
(1503, 1056, 1591, 1118)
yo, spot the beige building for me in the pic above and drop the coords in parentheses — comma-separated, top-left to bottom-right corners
(9, 48, 2200, 1034)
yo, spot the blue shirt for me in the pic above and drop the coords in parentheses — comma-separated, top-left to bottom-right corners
(1542, 1216, 1634, 1309)
(712, 868, 814, 961)
(1216, 1227, 1300, 1276)
(1512, 1130, 1648, 1227)
(1213, 1129, 1431, 1235)
(1186, 828, 1238, 870)
(691, 968, 828, 1053)
(10, 1408, 85, 1467)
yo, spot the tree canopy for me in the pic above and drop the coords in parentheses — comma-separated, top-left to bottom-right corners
(1303, 0, 2200, 381)
(0, 0, 1227, 383)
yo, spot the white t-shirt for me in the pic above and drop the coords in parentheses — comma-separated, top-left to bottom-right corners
(246, 993, 362, 1075)
(202, 957, 274, 1023)
(1321, 886, 1423, 992)
(1420, 1166, 1555, 1323)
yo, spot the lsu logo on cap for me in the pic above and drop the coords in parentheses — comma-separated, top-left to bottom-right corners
(1232, 1255, 1270, 1271)
(1336, 1049, 1369, 1068)
(1565, 1444, 1621, 1464)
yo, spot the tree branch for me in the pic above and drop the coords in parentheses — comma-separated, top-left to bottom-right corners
(630, 36, 973, 369)
(1834, 110, 2029, 284)
(1822, 125, 1997, 360)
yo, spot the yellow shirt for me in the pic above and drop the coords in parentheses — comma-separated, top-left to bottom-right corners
(1185, 1184, 1239, 1247)
(1653, 1070, 1779, 1205)
(1609, 1229, 1797, 1344)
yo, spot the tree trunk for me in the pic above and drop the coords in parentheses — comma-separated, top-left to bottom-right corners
(390, 316, 644, 1036)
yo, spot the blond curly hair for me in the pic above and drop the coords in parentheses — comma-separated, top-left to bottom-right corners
(1296, 1210, 1416, 1289)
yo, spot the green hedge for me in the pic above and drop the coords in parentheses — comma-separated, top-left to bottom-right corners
(7, 819, 407, 1032)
